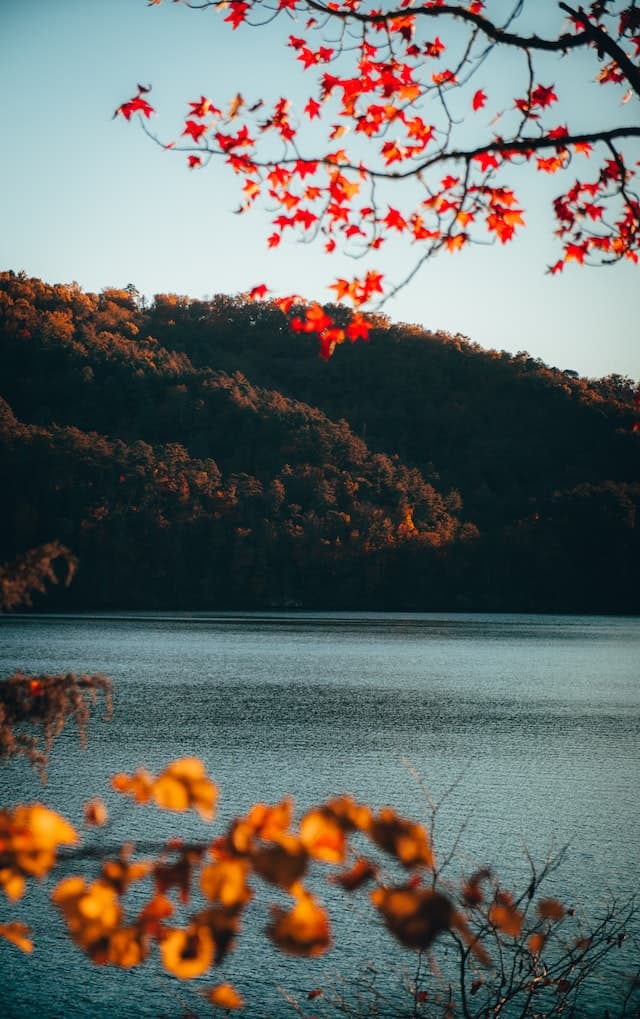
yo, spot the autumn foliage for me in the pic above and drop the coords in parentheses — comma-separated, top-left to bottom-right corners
(0, 542, 77, 613)
(2, 754, 636, 1016)
(1, 272, 639, 614)
(0, 673, 112, 781)
(117, 0, 640, 356)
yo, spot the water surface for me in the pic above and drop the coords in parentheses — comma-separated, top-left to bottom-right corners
(1, 612, 638, 1017)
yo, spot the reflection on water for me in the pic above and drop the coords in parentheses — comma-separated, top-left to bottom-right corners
(1, 612, 639, 1017)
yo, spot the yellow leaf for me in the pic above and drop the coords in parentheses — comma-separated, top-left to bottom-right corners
(189, 777, 218, 821)
(51, 875, 85, 906)
(300, 809, 346, 864)
(113, 759, 217, 820)
(164, 757, 207, 781)
(52, 877, 122, 960)
(21, 805, 78, 848)
(152, 774, 191, 812)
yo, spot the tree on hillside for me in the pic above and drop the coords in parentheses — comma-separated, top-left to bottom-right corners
(117, 0, 639, 355)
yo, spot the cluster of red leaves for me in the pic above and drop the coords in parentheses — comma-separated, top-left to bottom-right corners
(549, 156, 640, 272)
(115, 1, 639, 355)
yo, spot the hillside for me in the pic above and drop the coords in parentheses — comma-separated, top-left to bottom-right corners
(1, 271, 639, 612)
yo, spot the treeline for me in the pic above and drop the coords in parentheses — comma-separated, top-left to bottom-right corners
(1, 271, 639, 612)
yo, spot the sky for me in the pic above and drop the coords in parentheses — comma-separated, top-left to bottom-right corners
(1, 0, 638, 379)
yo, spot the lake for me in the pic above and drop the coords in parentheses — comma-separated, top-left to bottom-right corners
(1, 612, 639, 1017)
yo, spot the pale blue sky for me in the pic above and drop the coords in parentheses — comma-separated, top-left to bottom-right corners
(1, 0, 638, 378)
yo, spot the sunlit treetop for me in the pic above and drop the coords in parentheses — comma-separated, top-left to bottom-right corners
(117, 0, 640, 356)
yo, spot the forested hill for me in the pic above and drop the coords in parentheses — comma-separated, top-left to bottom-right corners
(2, 271, 639, 613)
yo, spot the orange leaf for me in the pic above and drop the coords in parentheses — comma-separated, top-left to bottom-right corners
(300, 809, 346, 864)
(537, 897, 565, 921)
(251, 838, 308, 889)
(0, 921, 33, 953)
(138, 893, 174, 936)
(528, 931, 546, 956)
(205, 983, 245, 1010)
(84, 798, 108, 827)
(107, 926, 148, 968)
(200, 860, 253, 908)
(371, 886, 453, 949)
(445, 233, 468, 252)
(268, 890, 331, 956)
(111, 769, 154, 804)
(462, 867, 491, 908)
(370, 808, 434, 869)
(489, 896, 523, 937)
(331, 857, 377, 891)
(160, 924, 215, 979)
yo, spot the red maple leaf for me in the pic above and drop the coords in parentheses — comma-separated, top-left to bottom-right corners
(224, 1, 250, 30)
(473, 151, 499, 172)
(345, 314, 371, 343)
(304, 97, 321, 119)
(548, 124, 569, 140)
(275, 295, 299, 313)
(472, 89, 487, 111)
(294, 159, 318, 179)
(424, 37, 445, 58)
(363, 270, 384, 297)
(116, 96, 154, 121)
(248, 284, 269, 300)
(565, 242, 588, 264)
(188, 96, 221, 118)
(183, 120, 207, 143)
(383, 207, 408, 231)
(440, 174, 460, 190)
(531, 84, 558, 108)
(187, 155, 202, 169)
(432, 69, 457, 86)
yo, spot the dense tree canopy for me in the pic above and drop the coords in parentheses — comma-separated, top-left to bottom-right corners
(118, 0, 640, 355)
(1, 272, 638, 612)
